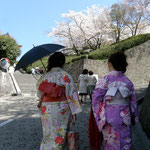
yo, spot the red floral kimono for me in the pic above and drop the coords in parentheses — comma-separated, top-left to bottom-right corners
(37, 67, 82, 150)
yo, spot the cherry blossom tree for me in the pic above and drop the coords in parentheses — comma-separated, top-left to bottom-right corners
(110, 3, 127, 43)
(49, 21, 81, 55)
(83, 6, 112, 49)
(109, 0, 150, 42)
(48, 2, 150, 54)
(122, 0, 150, 36)
(48, 5, 112, 55)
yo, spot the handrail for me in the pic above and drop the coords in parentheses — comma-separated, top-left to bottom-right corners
(9, 72, 21, 95)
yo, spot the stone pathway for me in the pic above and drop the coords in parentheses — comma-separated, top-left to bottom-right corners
(0, 94, 41, 150)
(0, 94, 91, 150)
(0, 87, 150, 150)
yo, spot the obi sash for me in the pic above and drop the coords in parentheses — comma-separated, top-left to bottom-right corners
(97, 81, 132, 132)
(105, 81, 131, 105)
(105, 85, 131, 98)
(39, 81, 66, 102)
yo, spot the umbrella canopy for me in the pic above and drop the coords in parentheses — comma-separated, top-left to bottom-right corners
(15, 44, 65, 70)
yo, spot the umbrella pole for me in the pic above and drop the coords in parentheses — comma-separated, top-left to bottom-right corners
(40, 59, 46, 72)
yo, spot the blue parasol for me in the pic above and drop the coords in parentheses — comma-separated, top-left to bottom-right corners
(15, 43, 65, 71)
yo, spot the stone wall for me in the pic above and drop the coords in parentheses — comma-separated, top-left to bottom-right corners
(66, 40, 150, 87)
(125, 41, 150, 87)
(64, 59, 84, 83)
(83, 59, 108, 79)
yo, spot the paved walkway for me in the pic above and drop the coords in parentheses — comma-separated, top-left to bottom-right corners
(0, 88, 150, 150)
(0, 94, 41, 150)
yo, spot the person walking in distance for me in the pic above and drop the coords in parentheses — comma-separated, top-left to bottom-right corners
(78, 69, 88, 104)
(87, 71, 97, 101)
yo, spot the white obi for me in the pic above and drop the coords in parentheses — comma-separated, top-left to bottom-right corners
(105, 81, 131, 105)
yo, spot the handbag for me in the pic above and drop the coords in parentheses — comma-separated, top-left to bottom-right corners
(67, 123, 80, 150)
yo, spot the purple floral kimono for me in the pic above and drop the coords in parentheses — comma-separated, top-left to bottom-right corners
(92, 71, 139, 150)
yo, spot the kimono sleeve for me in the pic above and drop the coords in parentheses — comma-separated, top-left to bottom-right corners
(92, 76, 108, 127)
(130, 84, 139, 125)
(64, 74, 82, 115)
(92, 76, 108, 109)
(36, 77, 43, 100)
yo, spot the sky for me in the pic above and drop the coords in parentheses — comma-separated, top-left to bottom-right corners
(0, 0, 119, 60)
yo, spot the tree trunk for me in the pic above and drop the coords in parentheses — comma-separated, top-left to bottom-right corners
(116, 30, 120, 43)
(72, 44, 79, 56)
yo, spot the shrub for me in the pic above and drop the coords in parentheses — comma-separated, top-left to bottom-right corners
(25, 66, 32, 74)
(71, 55, 86, 62)
(0, 35, 21, 64)
(89, 33, 150, 60)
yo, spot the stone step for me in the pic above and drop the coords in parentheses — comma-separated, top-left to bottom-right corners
(14, 71, 38, 94)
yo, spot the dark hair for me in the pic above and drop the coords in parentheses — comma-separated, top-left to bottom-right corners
(82, 69, 88, 75)
(47, 52, 65, 72)
(89, 71, 93, 75)
(108, 52, 128, 73)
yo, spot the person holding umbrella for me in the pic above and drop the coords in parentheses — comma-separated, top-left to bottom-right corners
(37, 52, 82, 150)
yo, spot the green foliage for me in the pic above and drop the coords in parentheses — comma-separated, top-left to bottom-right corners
(66, 55, 87, 64)
(65, 55, 80, 64)
(88, 33, 150, 60)
(25, 66, 32, 74)
(79, 50, 89, 55)
(25, 56, 48, 73)
(110, 3, 123, 22)
(0, 35, 21, 63)
(71, 55, 86, 62)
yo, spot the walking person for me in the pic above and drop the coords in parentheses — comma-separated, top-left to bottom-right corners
(37, 52, 82, 150)
(78, 69, 88, 104)
(87, 71, 97, 101)
(89, 52, 138, 150)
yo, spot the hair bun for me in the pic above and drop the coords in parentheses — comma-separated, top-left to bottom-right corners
(108, 51, 128, 73)
(46, 52, 65, 72)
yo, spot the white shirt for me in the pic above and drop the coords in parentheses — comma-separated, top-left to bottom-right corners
(87, 75, 97, 86)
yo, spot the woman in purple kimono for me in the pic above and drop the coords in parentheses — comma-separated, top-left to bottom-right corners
(91, 52, 138, 150)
